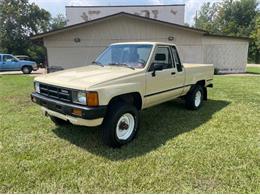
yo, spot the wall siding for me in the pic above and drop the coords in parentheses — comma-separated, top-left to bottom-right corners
(202, 36, 249, 73)
(44, 15, 248, 73)
(44, 16, 204, 68)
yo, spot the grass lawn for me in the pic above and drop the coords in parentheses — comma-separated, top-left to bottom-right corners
(0, 75, 259, 193)
(246, 66, 260, 74)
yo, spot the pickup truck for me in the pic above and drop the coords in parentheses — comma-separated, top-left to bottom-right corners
(0, 54, 38, 74)
(31, 42, 214, 148)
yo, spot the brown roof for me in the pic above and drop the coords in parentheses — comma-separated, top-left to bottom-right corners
(31, 12, 207, 40)
(204, 34, 251, 41)
(31, 12, 250, 41)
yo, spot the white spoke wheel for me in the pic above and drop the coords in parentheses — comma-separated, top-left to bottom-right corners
(102, 102, 140, 148)
(116, 113, 135, 140)
(194, 90, 202, 107)
(185, 85, 204, 110)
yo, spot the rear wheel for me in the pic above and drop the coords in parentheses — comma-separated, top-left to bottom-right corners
(22, 66, 32, 74)
(102, 102, 140, 148)
(50, 116, 70, 126)
(185, 85, 204, 110)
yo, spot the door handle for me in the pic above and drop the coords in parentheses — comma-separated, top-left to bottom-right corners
(171, 72, 176, 75)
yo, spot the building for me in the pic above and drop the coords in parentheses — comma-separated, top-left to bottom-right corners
(32, 12, 249, 73)
(66, 4, 185, 26)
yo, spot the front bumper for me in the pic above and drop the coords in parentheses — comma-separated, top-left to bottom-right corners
(31, 92, 107, 126)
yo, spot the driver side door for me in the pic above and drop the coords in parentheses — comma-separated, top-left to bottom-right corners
(144, 45, 180, 108)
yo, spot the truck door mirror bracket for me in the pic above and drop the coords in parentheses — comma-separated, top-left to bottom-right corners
(152, 63, 163, 77)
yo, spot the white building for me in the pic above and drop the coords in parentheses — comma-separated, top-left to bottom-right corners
(32, 12, 249, 73)
(66, 4, 185, 26)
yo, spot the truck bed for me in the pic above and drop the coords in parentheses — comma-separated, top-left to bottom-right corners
(183, 63, 214, 85)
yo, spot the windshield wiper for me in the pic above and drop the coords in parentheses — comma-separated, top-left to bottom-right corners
(92, 61, 104, 67)
(108, 63, 135, 70)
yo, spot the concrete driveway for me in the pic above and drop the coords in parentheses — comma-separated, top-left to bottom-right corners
(0, 68, 46, 76)
(247, 64, 260, 67)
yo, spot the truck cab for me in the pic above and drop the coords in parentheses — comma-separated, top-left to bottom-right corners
(0, 54, 38, 74)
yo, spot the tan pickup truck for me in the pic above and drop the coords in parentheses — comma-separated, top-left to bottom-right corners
(31, 42, 214, 147)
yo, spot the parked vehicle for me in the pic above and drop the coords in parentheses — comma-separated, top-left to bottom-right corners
(0, 54, 38, 74)
(15, 55, 30, 61)
(31, 42, 214, 147)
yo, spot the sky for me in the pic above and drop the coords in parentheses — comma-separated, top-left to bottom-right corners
(28, 0, 221, 24)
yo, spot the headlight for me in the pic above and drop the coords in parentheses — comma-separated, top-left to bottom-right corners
(72, 91, 99, 106)
(34, 82, 40, 93)
(72, 91, 87, 105)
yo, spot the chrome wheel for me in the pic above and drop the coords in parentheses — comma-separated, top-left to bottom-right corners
(195, 90, 202, 107)
(116, 113, 135, 140)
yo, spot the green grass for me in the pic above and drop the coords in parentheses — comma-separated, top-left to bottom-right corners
(246, 66, 260, 74)
(0, 75, 259, 193)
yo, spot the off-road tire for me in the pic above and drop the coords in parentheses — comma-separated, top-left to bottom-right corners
(185, 85, 204, 110)
(102, 102, 140, 148)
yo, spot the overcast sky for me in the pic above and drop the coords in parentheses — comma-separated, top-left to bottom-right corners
(28, 0, 221, 24)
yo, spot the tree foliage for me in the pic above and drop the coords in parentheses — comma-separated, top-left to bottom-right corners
(50, 14, 67, 30)
(195, 0, 260, 63)
(0, 0, 66, 64)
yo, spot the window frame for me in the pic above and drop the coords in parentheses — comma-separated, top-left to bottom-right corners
(95, 44, 153, 69)
(3, 55, 16, 62)
(171, 46, 183, 72)
(148, 45, 174, 72)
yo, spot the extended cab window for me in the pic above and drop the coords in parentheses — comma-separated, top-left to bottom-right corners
(150, 46, 173, 71)
(171, 46, 182, 72)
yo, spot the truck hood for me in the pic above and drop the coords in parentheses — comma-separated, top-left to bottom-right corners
(35, 65, 141, 90)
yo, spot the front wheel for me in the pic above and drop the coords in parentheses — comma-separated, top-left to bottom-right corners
(102, 102, 140, 148)
(185, 85, 204, 110)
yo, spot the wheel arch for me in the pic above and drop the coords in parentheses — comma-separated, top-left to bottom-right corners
(195, 80, 207, 100)
(107, 92, 143, 110)
(21, 65, 32, 70)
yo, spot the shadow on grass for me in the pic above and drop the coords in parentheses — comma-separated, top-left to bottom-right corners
(53, 99, 230, 161)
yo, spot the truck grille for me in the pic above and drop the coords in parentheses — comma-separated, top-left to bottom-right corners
(39, 83, 72, 102)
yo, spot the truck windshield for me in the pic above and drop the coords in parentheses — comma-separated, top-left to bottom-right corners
(94, 44, 153, 69)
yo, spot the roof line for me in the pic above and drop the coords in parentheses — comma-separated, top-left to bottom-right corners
(31, 12, 250, 41)
(204, 34, 251, 41)
(66, 4, 185, 8)
(31, 12, 206, 40)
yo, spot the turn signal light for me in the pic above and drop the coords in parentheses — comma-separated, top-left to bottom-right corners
(87, 92, 99, 107)
(72, 108, 82, 117)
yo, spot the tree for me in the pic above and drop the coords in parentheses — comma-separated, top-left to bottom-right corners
(250, 13, 260, 63)
(50, 14, 67, 30)
(0, 0, 51, 63)
(194, 2, 220, 32)
(194, 0, 260, 63)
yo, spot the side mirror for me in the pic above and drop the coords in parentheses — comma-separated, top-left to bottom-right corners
(152, 63, 163, 77)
